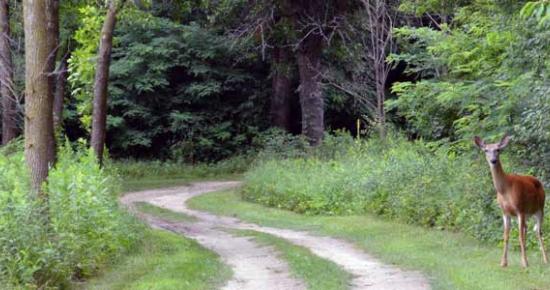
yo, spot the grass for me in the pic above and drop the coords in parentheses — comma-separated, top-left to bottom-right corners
(136, 200, 351, 290)
(121, 174, 241, 192)
(135, 202, 197, 222)
(112, 158, 247, 192)
(77, 176, 233, 290)
(79, 229, 231, 290)
(188, 190, 550, 290)
(234, 229, 351, 290)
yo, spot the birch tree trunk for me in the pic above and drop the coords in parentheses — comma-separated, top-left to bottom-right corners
(23, 0, 55, 195)
(0, 0, 17, 144)
(91, 1, 117, 165)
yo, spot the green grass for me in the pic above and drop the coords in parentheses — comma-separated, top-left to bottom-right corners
(112, 158, 247, 192)
(77, 176, 233, 290)
(234, 229, 351, 290)
(188, 190, 550, 290)
(135, 202, 197, 222)
(121, 174, 241, 192)
(79, 229, 231, 290)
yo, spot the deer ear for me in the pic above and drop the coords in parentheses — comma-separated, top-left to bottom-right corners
(474, 136, 485, 149)
(499, 134, 511, 149)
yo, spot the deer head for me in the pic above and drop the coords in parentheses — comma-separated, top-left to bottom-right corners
(474, 135, 511, 166)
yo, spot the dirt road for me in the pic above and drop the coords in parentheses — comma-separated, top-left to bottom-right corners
(121, 181, 430, 290)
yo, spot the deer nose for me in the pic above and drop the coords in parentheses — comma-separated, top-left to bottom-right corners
(490, 159, 497, 164)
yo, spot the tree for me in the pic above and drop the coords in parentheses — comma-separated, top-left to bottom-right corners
(295, 29, 324, 145)
(53, 53, 68, 130)
(361, 0, 397, 139)
(23, 0, 56, 195)
(229, 0, 359, 145)
(0, 0, 17, 144)
(45, 0, 59, 160)
(270, 44, 294, 131)
(91, 0, 118, 165)
(290, 0, 359, 145)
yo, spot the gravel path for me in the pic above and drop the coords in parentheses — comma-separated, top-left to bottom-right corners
(121, 181, 430, 290)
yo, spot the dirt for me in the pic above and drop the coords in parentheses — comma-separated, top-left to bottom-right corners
(121, 181, 431, 290)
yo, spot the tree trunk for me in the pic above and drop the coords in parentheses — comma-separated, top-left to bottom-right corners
(376, 83, 386, 139)
(375, 62, 386, 139)
(45, 0, 59, 84)
(0, 0, 17, 144)
(53, 54, 67, 130)
(270, 46, 293, 131)
(91, 2, 117, 166)
(296, 35, 324, 146)
(45, 0, 59, 161)
(23, 0, 55, 196)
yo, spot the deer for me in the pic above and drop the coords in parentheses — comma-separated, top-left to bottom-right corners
(474, 135, 548, 267)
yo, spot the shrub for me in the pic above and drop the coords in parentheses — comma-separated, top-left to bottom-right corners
(0, 142, 141, 288)
(243, 133, 549, 245)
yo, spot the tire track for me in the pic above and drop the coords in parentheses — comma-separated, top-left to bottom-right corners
(122, 181, 430, 290)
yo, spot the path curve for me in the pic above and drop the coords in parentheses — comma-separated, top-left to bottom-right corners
(121, 181, 431, 290)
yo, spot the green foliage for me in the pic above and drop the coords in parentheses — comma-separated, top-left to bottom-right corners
(520, 0, 550, 25)
(105, 10, 269, 160)
(0, 143, 140, 288)
(390, 1, 550, 180)
(114, 155, 250, 181)
(68, 5, 104, 129)
(243, 133, 547, 245)
(398, 0, 471, 17)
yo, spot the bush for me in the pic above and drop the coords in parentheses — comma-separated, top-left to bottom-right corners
(243, 133, 549, 245)
(0, 142, 141, 288)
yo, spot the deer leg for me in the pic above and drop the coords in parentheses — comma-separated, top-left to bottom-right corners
(534, 210, 548, 264)
(501, 215, 511, 267)
(518, 214, 529, 267)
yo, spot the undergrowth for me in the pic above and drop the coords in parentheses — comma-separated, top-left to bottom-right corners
(113, 155, 250, 180)
(243, 133, 549, 245)
(0, 141, 141, 288)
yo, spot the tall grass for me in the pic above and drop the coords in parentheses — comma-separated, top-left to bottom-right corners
(0, 142, 141, 288)
(113, 155, 251, 180)
(243, 133, 549, 245)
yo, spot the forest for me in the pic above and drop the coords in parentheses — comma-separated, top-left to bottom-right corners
(2, 0, 550, 289)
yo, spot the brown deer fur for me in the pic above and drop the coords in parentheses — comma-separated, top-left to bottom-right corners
(474, 135, 548, 267)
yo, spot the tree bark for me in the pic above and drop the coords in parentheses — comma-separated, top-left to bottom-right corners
(296, 35, 324, 146)
(45, 0, 59, 85)
(376, 78, 386, 139)
(45, 0, 59, 161)
(91, 2, 117, 166)
(23, 0, 55, 195)
(53, 54, 67, 130)
(270, 46, 293, 131)
(0, 0, 17, 144)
